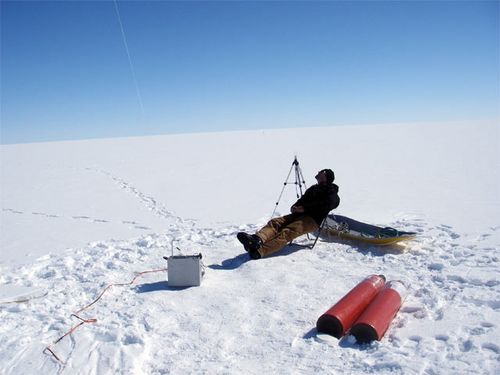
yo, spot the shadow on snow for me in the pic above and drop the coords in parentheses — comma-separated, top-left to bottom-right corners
(208, 243, 312, 270)
(135, 281, 195, 292)
(302, 327, 377, 351)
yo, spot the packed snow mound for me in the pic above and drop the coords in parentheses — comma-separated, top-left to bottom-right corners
(1, 121, 499, 374)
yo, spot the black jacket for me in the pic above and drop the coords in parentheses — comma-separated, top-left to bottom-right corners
(293, 183, 340, 225)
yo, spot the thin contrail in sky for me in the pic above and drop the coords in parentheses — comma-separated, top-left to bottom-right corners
(113, 0, 145, 114)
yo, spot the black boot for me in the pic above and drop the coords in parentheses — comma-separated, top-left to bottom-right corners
(248, 248, 262, 260)
(237, 232, 263, 253)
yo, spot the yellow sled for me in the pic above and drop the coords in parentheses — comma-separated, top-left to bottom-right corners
(320, 214, 417, 246)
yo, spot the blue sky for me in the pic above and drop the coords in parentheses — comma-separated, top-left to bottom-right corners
(1, 1, 498, 144)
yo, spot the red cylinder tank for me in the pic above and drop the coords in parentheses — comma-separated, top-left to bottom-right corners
(350, 280, 408, 343)
(316, 274, 386, 338)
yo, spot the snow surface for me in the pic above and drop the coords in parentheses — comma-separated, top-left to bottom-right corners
(1, 121, 499, 374)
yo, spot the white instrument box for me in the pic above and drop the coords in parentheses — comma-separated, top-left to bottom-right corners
(167, 254, 203, 287)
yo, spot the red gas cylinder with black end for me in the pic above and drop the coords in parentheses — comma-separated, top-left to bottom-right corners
(350, 280, 408, 343)
(316, 274, 386, 338)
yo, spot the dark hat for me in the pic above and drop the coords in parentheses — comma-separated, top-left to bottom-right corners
(321, 169, 335, 184)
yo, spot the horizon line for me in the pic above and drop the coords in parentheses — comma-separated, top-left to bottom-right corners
(1, 118, 497, 146)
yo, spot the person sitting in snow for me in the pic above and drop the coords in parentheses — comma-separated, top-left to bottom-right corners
(237, 169, 340, 259)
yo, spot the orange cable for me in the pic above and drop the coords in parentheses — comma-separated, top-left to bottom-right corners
(43, 268, 167, 365)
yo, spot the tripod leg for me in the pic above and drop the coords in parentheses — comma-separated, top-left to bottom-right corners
(271, 161, 295, 218)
